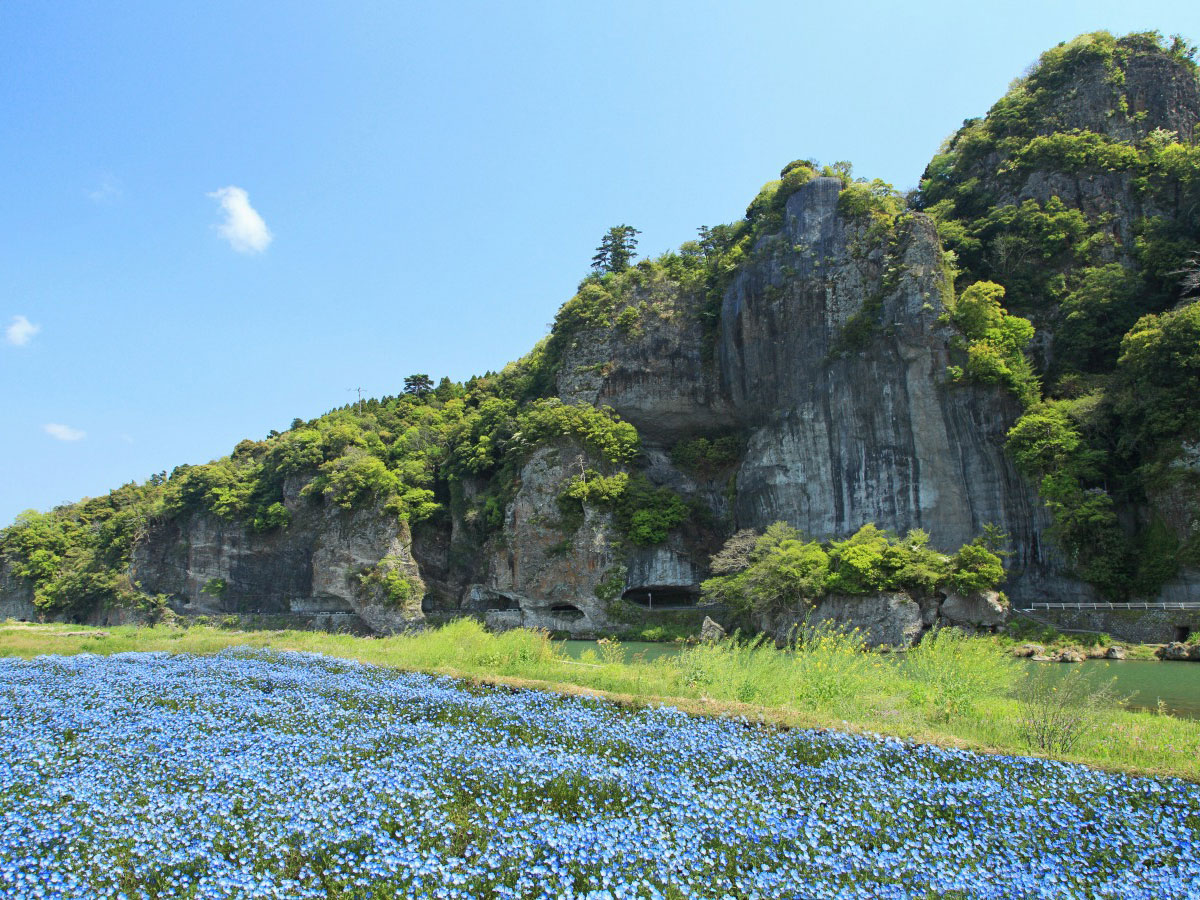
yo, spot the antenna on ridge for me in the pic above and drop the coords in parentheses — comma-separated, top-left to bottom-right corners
(347, 387, 365, 407)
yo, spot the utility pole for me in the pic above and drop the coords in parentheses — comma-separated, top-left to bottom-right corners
(348, 387, 365, 409)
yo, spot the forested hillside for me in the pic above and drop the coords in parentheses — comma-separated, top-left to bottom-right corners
(916, 30, 1200, 597)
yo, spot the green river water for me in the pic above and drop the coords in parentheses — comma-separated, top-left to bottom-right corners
(560, 641, 1200, 719)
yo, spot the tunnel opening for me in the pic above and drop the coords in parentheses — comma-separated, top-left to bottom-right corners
(1176, 625, 1192, 643)
(485, 595, 520, 611)
(621, 586, 699, 609)
(549, 603, 586, 621)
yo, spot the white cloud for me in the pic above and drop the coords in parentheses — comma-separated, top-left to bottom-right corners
(87, 173, 122, 203)
(209, 186, 273, 254)
(44, 423, 86, 442)
(4, 315, 40, 347)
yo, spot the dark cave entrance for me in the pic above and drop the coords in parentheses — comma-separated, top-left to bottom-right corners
(1176, 625, 1192, 643)
(549, 603, 586, 622)
(621, 586, 699, 609)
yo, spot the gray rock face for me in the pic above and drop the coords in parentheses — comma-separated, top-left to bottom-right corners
(939, 591, 1009, 629)
(1158, 642, 1200, 662)
(811, 593, 924, 648)
(131, 490, 424, 634)
(555, 177, 1061, 604)
(1042, 49, 1200, 144)
(625, 546, 700, 593)
(756, 591, 924, 650)
(0, 562, 36, 621)
(721, 183, 1051, 600)
(556, 277, 735, 444)
(473, 444, 622, 636)
(700, 616, 726, 643)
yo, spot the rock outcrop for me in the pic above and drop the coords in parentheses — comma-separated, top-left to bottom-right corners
(131, 482, 424, 634)
(473, 444, 623, 636)
(0, 562, 36, 621)
(1158, 642, 1200, 662)
(700, 616, 726, 643)
(548, 178, 1060, 612)
(939, 591, 1008, 630)
(752, 587, 1011, 650)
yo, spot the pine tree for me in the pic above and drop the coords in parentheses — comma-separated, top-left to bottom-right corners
(403, 374, 434, 397)
(591, 225, 641, 274)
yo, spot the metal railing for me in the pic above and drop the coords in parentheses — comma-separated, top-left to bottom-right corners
(1017, 601, 1200, 611)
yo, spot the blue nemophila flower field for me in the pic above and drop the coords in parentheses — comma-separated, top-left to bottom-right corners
(0, 651, 1197, 900)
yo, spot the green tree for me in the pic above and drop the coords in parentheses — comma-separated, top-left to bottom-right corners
(591, 225, 641, 274)
(403, 374, 434, 397)
(946, 540, 1006, 594)
(1114, 300, 1200, 452)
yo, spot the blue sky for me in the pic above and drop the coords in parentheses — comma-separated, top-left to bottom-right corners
(2, 0, 1198, 526)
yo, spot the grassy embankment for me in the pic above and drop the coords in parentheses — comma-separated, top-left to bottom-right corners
(2, 618, 1196, 782)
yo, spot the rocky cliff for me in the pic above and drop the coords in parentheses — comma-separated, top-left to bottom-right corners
(120, 175, 1062, 636)
(3, 30, 1197, 636)
(128, 475, 424, 633)
(553, 177, 1060, 603)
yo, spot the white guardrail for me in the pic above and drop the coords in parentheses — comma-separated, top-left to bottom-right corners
(1017, 602, 1200, 611)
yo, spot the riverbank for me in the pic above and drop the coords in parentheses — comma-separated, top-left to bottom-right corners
(2, 618, 1198, 781)
(558, 639, 1200, 718)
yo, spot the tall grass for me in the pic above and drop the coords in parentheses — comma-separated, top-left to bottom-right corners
(904, 626, 1020, 721)
(677, 624, 887, 713)
(2, 618, 1197, 780)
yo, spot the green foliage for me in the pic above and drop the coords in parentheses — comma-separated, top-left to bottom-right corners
(516, 399, 640, 465)
(593, 566, 627, 604)
(669, 433, 746, 480)
(1006, 402, 1087, 477)
(403, 374, 434, 397)
(201, 578, 227, 597)
(250, 502, 291, 533)
(614, 476, 689, 547)
(947, 281, 1038, 403)
(823, 525, 901, 594)
(1113, 300, 1200, 452)
(306, 452, 400, 509)
(1055, 264, 1145, 373)
(677, 623, 876, 712)
(561, 471, 630, 505)
(0, 348, 650, 616)
(357, 556, 423, 609)
(1017, 664, 1122, 755)
(946, 541, 1007, 594)
(916, 30, 1200, 599)
(837, 179, 905, 223)
(0, 485, 153, 615)
(702, 523, 1005, 614)
(1001, 296, 1200, 597)
(558, 470, 688, 547)
(1006, 398, 1134, 595)
(1011, 130, 1142, 173)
